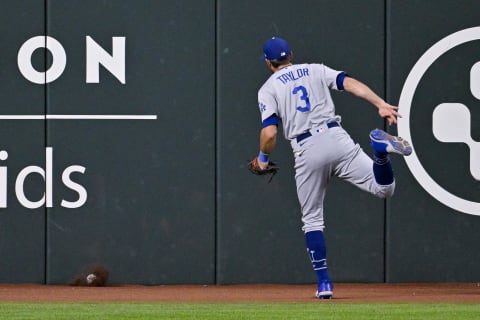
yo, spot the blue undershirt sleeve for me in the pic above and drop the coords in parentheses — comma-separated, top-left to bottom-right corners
(336, 72, 349, 91)
(262, 114, 279, 128)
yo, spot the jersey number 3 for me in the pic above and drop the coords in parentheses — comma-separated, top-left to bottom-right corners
(293, 85, 311, 112)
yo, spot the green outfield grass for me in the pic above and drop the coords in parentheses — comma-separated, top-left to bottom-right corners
(0, 302, 479, 320)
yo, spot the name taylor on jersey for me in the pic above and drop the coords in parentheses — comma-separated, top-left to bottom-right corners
(276, 67, 310, 85)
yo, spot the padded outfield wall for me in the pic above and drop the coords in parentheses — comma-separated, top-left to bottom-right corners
(0, 0, 479, 284)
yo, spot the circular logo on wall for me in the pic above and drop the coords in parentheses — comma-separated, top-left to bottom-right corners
(398, 27, 480, 216)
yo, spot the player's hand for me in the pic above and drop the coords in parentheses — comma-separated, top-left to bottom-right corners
(378, 102, 401, 125)
(249, 157, 269, 171)
(257, 157, 268, 170)
(248, 157, 279, 183)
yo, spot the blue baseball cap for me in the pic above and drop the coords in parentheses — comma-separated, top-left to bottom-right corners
(263, 37, 291, 60)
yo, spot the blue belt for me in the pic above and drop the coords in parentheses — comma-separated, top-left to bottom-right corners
(296, 122, 340, 143)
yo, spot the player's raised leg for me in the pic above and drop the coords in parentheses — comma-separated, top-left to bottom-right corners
(369, 129, 412, 156)
(369, 129, 411, 186)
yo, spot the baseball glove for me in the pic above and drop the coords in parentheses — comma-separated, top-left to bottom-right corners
(248, 157, 279, 183)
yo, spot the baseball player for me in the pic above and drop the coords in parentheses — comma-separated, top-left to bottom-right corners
(249, 37, 412, 299)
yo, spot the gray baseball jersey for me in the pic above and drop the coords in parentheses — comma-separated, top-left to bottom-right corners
(258, 63, 341, 140)
(257, 63, 394, 233)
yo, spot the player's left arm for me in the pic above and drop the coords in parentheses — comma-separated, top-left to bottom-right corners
(342, 76, 400, 125)
(248, 123, 279, 181)
(258, 124, 277, 169)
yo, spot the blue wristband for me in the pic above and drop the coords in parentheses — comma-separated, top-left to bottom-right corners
(258, 151, 269, 162)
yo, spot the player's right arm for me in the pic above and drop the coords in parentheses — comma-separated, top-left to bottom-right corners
(343, 76, 401, 125)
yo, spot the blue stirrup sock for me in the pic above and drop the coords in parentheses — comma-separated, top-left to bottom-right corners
(305, 230, 331, 284)
(372, 151, 394, 185)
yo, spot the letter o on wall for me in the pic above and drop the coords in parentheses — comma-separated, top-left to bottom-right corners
(17, 36, 67, 84)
